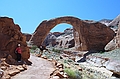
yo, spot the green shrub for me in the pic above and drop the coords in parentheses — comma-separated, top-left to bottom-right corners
(52, 48, 61, 53)
(99, 51, 105, 54)
(67, 59, 74, 62)
(64, 60, 68, 63)
(64, 68, 82, 79)
(30, 49, 35, 53)
(31, 45, 38, 50)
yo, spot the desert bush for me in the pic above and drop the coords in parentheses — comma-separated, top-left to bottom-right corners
(64, 68, 82, 79)
(99, 51, 105, 54)
(52, 48, 61, 53)
(31, 45, 38, 50)
(30, 49, 35, 53)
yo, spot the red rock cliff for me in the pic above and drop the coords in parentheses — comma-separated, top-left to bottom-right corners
(0, 17, 30, 63)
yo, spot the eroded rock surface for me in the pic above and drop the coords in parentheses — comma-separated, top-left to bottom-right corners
(23, 33, 32, 41)
(105, 14, 120, 50)
(43, 28, 75, 48)
(86, 55, 120, 76)
(31, 16, 115, 51)
(0, 17, 30, 63)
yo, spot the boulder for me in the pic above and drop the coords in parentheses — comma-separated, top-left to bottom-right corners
(8, 69, 20, 76)
(0, 17, 30, 64)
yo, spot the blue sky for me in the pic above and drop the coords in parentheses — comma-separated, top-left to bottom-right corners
(0, 0, 120, 33)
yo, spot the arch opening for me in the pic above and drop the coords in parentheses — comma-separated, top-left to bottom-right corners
(43, 23, 75, 49)
(50, 23, 72, 32)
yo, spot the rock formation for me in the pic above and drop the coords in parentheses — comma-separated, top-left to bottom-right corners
(43, 28, 75, 48)
(43, 33, 57, 47)
(116, 22, 120, 48)
(0, 17, 30, 64)
(86, 55, 120, 76)
(0, 57, 27, 79)
(108, 14, 120, 27)
(99, 19, 112, 26)
(105, 14, 120, 50)
(23, 33, 32, 41)
(31, 16, 115, 51)
(55, 28, 75, 48)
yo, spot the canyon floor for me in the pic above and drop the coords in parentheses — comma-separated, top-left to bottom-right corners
(11, 54, 55, 79)
(11, 48, 120, 79)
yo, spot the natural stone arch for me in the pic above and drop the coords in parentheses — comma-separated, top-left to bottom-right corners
(31, 16, 115, 51)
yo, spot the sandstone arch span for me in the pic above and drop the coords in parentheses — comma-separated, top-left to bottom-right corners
(31, 16, 115, 51)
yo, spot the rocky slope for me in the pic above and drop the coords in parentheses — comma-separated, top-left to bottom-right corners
(105, 14, 120, 50)
(0, 57, 27, 79)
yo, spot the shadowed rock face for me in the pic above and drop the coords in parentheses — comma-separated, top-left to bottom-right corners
(0, 17, 30, 63)
(31, 16, 115, 51)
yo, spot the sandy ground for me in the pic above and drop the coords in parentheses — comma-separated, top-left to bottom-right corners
(11, 54, 55, 79)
